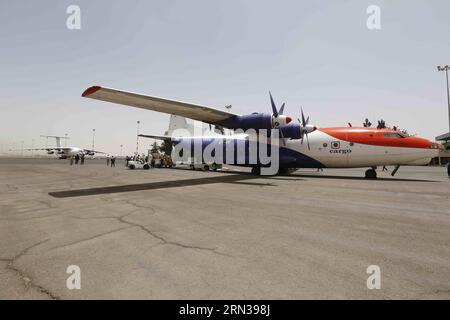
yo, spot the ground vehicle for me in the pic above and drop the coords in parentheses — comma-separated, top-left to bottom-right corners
(186, 158, 222, 171)
(127, 159, 150, 170)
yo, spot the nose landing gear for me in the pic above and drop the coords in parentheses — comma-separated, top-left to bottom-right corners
(365, 167, 377, 179)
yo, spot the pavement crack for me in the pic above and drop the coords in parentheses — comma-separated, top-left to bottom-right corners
(5, 184, 19, 191)
(124, 199, 156, 215)
(50, 226, 133, 251)
(5, 239, 59, 300)
(69, 215, 116, 220)
(117, 215, 231, 258)
(37, 200, 56, 209)
(0, 213, 60, 222)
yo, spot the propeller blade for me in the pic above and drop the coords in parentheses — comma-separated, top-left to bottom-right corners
(279, 103, 285, 115)
(297, 118, 304, 144)
(269, 92, 278, 117)
(306, 132, 310, 150)
(301, 108, 306, 126)
(306, 116, 309, 125)
(279, 129, 286, 146)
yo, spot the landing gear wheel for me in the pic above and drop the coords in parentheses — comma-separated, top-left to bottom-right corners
(211, 163, 218, 171)
(251, 166, 261, 175)
(129, 165, 135, 170)
(365, 168, 377, 179)
(143, 164, 150, 170)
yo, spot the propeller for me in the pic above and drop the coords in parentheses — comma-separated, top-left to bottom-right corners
(298, 108, 315, 150)
(269, 92, 288, 145)
(269, 92, 287, 118)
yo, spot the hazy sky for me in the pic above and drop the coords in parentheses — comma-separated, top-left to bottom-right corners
(1, 0, 450, 155)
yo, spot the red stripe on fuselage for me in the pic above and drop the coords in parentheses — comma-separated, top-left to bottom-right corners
(319, 127, 432, 149)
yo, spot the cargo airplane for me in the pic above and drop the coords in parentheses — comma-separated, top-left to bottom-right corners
(15, 135, 104, 159)
(82, 86, 441, 178)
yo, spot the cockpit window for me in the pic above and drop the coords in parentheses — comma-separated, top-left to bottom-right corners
(383, 133, 401, 138)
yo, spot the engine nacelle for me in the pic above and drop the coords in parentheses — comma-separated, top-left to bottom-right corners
(217, 113, 292, 131)
(87, 152, 95, 156)
(47, 150, 55, 155)
(279, 123, 317, 139)
(272, 115, 292, 128)
(280, 123, 302, 139)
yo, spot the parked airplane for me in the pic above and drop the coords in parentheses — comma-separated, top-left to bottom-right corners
(82, 86, 441, 178)
(17, 135, 104, 159)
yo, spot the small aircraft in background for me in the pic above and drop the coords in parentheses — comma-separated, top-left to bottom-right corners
(11, 135, 104, 159)
(82, 85, 441, 178)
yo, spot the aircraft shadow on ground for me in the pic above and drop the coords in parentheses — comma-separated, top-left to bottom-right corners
(290, 173, 438, 183)
(48, 173, 278, 198)
(48, 171, 437, 198)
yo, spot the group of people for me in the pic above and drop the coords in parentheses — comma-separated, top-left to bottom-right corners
(69, 153, 118, 167)
(69, 153, 85, 165)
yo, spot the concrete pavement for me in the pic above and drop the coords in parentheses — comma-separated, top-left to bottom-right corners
(0, 157, 449, 299)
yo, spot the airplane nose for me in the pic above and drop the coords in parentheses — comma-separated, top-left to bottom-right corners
(286, 116, 292, 124)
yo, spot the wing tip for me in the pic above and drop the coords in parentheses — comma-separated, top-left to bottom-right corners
(82, 85, 102, 97)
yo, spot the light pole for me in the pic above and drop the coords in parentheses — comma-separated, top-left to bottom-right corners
(136, 121, 140, 155)
(437, 65, 450, 133)
(120, 144, 123, 157)
(65, 133, 68, 147)
(92, 129, 96, 151)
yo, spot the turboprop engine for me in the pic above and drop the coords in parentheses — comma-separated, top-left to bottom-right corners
(217, 92, 292, 130)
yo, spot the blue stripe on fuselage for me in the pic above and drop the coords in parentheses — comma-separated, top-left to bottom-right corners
(171, 137, 325, 168)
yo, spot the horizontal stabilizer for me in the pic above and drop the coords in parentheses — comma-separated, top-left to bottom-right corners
(139, 134, 173, 141)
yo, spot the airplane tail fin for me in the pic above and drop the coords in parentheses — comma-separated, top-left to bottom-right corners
(164, 115, 223, 136)
(40, 135, 69, 148)
(165, 115, 188, 135)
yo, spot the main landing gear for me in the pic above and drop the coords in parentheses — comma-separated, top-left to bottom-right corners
(365, 167, 377, 179)
(251, 166, 261, 175)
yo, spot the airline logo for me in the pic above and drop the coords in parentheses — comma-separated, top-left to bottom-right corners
(331, 141, 340, 149)
(330, 141, 351, 154)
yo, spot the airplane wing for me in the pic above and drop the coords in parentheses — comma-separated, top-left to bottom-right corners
(9, 148, 66, 151)
(83, 149, 106, 154)
(82, 86, 238, 125)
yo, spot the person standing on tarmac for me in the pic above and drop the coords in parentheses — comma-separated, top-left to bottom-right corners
(80, 154, 85, 165)
(70, 155, 74, 166)
(447, 162, 450, 178)
(106, 155, 110, 167)
(111, 156, 116, 168)
(75, 154, 80, 165)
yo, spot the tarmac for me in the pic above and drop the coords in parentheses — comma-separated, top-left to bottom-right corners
(0, 157, 449, 299)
